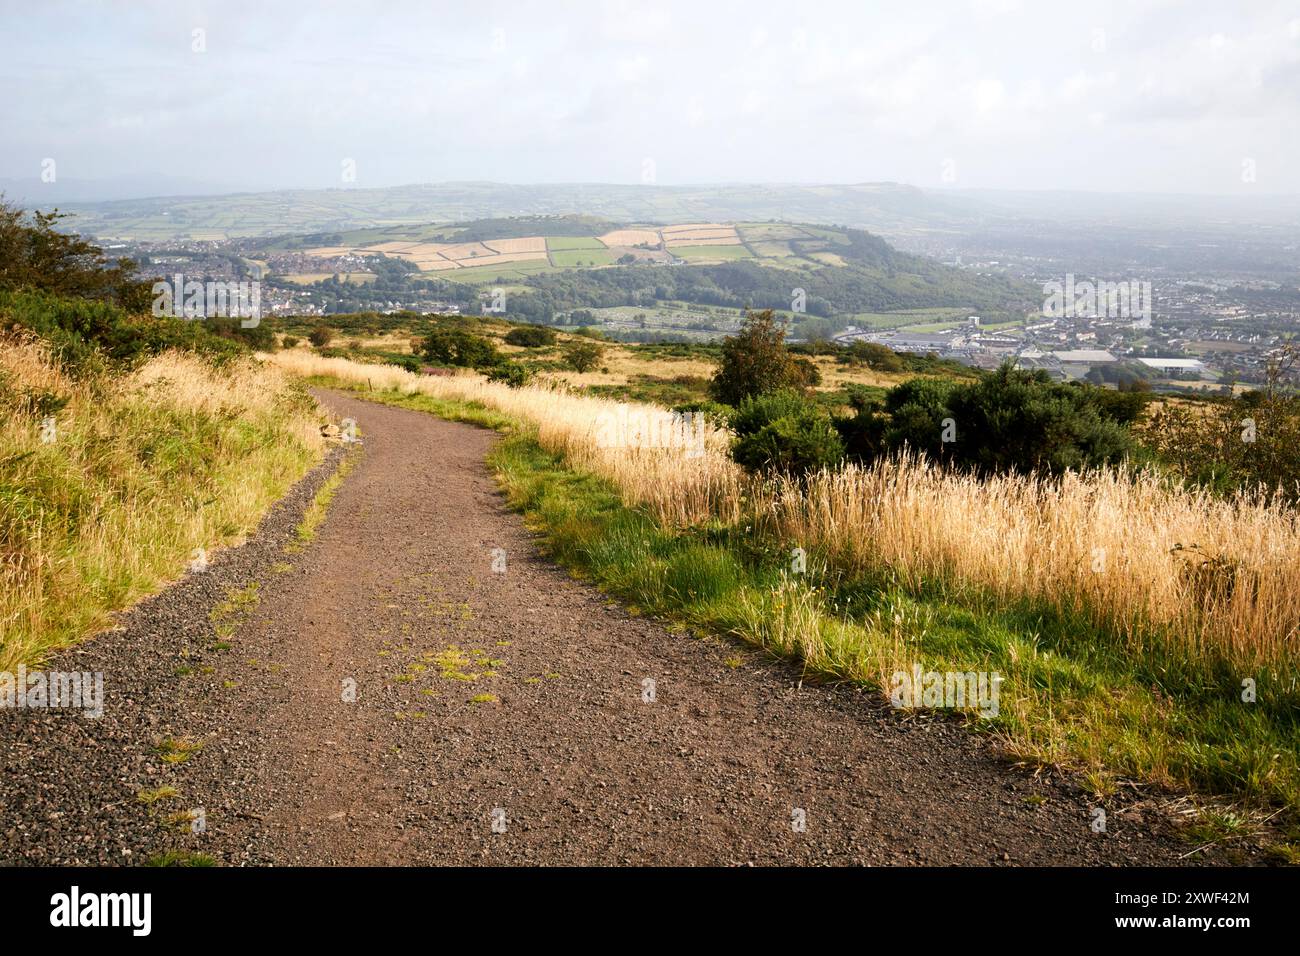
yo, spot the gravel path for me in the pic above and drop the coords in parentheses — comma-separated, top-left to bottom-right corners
(0, 389, 1239, 865)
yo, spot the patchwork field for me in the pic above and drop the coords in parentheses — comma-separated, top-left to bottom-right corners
(289, 219, 914, 283)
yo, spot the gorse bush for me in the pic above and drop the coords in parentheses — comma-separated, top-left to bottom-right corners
(0, 199, 150, 308)
(0, 201, 271, 371)
(729, 389, 845, 477)
(836, 364, 1136, 476)
(0, 288, 244, 373)
(504, 324, 556, 347)
(486, 361, 533, 388)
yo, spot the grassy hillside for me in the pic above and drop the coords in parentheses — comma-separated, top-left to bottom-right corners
(0, 284, 326, 669)
(265, 215, 1033, 332)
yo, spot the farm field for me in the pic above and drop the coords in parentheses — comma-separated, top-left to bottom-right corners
(673, 244, 753, 260)
(550, 247, 616, 267)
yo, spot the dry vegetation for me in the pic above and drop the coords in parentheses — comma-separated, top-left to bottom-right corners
(0, 335, 325, 668)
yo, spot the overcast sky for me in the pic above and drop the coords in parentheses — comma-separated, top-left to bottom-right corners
(3, 0, 1298, 196)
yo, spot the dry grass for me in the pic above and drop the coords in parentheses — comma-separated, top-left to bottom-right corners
(268, 350, 742, 528)
(0, 336, 325, 668)
(272, 351, 1300, 672)
(774, 456, 1300, 670)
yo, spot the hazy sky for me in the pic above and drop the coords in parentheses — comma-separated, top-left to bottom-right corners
(3, 0, 1298, 196)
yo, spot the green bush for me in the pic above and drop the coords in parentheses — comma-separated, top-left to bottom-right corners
(670, 399, 732, 428)
(0, 200, 150, 308)
(486, 361, 533, 388)
(421, 329, 501, 369)
(729, 389, 845, 477)
(0, 288, 242, 372)
(836, 364, 1135, 476)
(504, 324, 556, 347)
(845, 340, 905, 372)
(946, 365, 1132, 474)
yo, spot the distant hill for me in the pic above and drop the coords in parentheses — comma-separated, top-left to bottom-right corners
(47, 181, 994, 243)
(257, 214, 1036, 324)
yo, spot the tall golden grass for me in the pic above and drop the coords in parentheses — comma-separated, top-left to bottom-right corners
(1, 336, 324, 668)
(273, 350, 1300, 669)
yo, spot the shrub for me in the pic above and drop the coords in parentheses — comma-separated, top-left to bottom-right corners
(504, 325, 556, 347)
(729, 389, 845, 477)
(308, 326, 333, 348)
(709, 309, 809, 406)
(282, 335, 300, 348)
(834, 365, 1135, 476)
(486, 361, 533, 388)
(0, 288, 242, 372)
(879, 376, 960, 462)
(846, 340, 906, 372)
(671, 399, 733, 428)
(1139, 382, 1300, 500)
(946, 365, 1133, 475)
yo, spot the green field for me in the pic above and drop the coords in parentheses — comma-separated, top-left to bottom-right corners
(848, 308, 971, 330)
(550, 247, 616, 268)
(673, 244, 753, 260)
(431, 260, 561, 284)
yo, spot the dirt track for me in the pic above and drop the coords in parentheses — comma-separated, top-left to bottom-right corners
(0, 389, 1237, 865)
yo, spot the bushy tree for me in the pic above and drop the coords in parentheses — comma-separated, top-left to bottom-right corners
(421, 329, 501, 368)
(946, 365, 1132, 474)
(0, 199, 150, 307)
(879, 376, 961, 461)
(709, 309, 810, 406)
(562, 341, 602, 373)
(846, 340, 905, 373)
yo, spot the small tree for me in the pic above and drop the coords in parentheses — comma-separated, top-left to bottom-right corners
(563, 341, 602, 373)
(308, 326, 333, 348)
(709, 309, 809, 406)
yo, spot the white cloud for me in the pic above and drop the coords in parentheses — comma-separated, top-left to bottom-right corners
(0, 0, 1296, 193)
